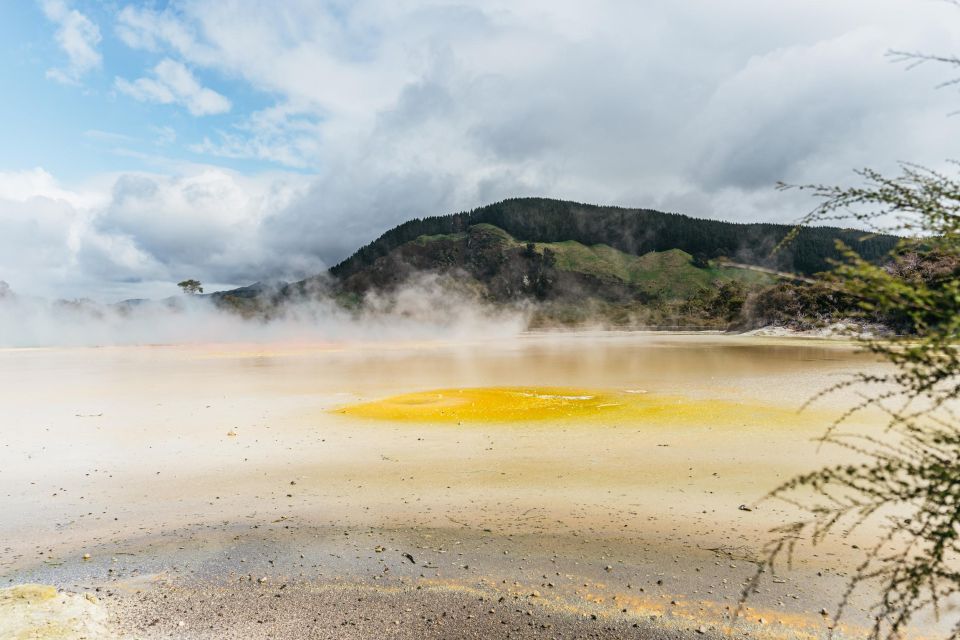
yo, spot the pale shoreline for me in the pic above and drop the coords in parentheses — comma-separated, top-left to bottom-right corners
(0, 324, 871, 353)
(0, 332, 932, 638)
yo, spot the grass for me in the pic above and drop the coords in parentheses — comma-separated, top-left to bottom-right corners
(540, 240, 774, 298)
(411, 223, 777, 300)
(412, 232, 467, 245)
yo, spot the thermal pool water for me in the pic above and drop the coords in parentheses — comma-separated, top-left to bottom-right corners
(0, 332, 939, 638)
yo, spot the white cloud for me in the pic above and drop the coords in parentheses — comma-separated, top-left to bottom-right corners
(0, 167, 316, 300)
(0, 167, 102, 208)
(41, 0, 102, 84)
(0, 168, 102, 298)
(115, 4, 204, 57)
(189, 103, 323, 168)
(115, 58, 231, 116)
(151, 125, 177, 146)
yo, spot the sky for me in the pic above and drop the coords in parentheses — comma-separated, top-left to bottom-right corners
(2, 0, 960, 301)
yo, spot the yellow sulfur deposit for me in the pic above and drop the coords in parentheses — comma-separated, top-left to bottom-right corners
(335, 386, 799, 425)
(336, 387, 622, 422)
(3, 585, 59, 604)
(0, 584, 110, 640)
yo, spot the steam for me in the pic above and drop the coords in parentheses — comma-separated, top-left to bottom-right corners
(0, 275, 528, 348)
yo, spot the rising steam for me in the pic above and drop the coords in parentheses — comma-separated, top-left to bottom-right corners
(0, 275, 528, 348)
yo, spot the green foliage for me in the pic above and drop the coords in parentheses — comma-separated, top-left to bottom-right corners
(784, 164, 960, 403)
(681, 280, 748, 324)
(397, 223, 775, 308)
(331, 198, 898, 281)
(177, 279, 203, 295)
(752, 165, 960, 639)
(740, 281, 854, 330)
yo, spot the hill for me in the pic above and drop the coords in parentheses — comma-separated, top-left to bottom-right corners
(327, 221, 773, 320)
(215, 198, 899, 328)
(330, 197, 898, 280)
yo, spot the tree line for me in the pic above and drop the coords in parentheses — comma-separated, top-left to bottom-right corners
(331, 197, 899, 280)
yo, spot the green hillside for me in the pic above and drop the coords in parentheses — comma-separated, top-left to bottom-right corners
(331, 197, 899, 281)
(542, 240, 772, 298)
(323, 220, 778, 327)
(404, 221, 773, 295)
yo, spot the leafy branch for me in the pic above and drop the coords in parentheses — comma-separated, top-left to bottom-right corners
(744, 165, 960, 639)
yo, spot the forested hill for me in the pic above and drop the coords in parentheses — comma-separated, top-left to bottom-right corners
(331, 197, 898, 280)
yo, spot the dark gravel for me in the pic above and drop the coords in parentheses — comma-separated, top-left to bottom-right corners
(109, 580, 737, 640)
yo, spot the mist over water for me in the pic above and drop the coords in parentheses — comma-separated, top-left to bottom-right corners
(0, 276, 528, 348)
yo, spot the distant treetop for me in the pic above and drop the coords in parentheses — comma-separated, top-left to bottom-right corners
(177, 279, 203, 295)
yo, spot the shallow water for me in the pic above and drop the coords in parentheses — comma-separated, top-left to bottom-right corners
(0, 332, 931, 637)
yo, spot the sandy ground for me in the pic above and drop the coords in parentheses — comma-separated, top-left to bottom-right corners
(0, 332, 938, 638)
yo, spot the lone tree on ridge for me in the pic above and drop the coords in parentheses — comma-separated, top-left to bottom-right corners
(177, 279, 203, 295)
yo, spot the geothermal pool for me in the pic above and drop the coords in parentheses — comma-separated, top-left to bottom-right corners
(0, 333, 926, 638)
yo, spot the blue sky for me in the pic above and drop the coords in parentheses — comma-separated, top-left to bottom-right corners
(0, 1, 279, 179)
(2, 0, 960, 301)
